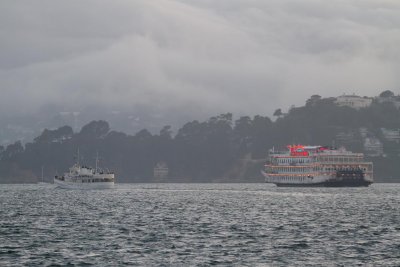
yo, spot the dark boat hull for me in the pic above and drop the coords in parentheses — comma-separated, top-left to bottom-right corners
(275, 180, 372, 187)
(274, 169, 372, 187)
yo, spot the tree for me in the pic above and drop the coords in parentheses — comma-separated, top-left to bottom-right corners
(134, 129, 152, 141)
(379, 90, 394, 98)
(3, 141, 24, 160)
(159, 125, 172, 139)
(233, 116, 253, 155)
(34, 126, 73, 143)
(79, 120, 110, 139)
(273, 108, 283, 117)
(251, 115, 273, 158)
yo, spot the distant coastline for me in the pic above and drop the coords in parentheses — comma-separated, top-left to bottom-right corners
(1, 92, 400, 184)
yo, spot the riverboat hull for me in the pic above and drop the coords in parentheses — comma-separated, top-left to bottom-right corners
(262, 170, 373, 187)
(274, 180, 372, 187)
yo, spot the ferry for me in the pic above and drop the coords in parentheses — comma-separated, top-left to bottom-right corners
(262, 145, 373, 187)
(54, 154, 115, 189)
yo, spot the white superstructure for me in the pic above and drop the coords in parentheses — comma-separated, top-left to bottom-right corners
(54, 154, 115, 189)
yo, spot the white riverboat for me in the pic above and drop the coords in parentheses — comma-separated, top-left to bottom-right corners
(262, 145, 373, 187)
(54, 154, 115, 189)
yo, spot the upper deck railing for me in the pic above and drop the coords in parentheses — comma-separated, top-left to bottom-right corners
(269, 145, 364, 156)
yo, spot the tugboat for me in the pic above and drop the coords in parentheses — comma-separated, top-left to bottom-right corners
(262, 145, 373, 187)
(54, 152, 115, 189)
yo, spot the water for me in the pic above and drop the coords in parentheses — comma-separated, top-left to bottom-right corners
(0, 183, 399, 266)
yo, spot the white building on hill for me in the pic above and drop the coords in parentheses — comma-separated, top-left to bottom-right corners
(335, 94, 373, 110)
(153, 162, 169, 180)
(381, 128, 400, 143)
(364, 137, 384, 157)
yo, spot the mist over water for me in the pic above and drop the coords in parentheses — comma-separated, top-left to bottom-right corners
(0, 183, 399, 266)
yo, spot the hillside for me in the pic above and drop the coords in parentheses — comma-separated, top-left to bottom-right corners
(1, 92, 399, 183)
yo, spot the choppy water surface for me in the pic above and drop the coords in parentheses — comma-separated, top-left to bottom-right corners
(0, 183, 399, 266)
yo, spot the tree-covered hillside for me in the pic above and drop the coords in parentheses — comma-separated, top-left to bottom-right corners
(1, 93, 400, 183)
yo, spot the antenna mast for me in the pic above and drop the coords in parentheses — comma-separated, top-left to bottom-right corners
(76, 148, 80, 166)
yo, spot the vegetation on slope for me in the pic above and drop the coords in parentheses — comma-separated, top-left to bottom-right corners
(1, 93, 399, 183)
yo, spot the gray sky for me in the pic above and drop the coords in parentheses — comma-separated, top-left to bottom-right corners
(0, 0, 399, 117)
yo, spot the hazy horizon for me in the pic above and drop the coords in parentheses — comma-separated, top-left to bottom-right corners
(1, 0, 399, 119)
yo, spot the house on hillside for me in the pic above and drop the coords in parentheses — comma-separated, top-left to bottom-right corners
(363, 137, 384, 157)
(335, 94, 373, 110)
(153, 161, 169, 181)
(359, 127, 369, 138)
(336, 131, 356, 147)
(381, 128, 400, 143)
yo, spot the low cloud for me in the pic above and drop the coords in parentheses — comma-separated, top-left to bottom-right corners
(0, 0, 399, 117)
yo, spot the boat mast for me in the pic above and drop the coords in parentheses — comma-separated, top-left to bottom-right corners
(95, 151, 99, 173)
(73, 148, 81, 173)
